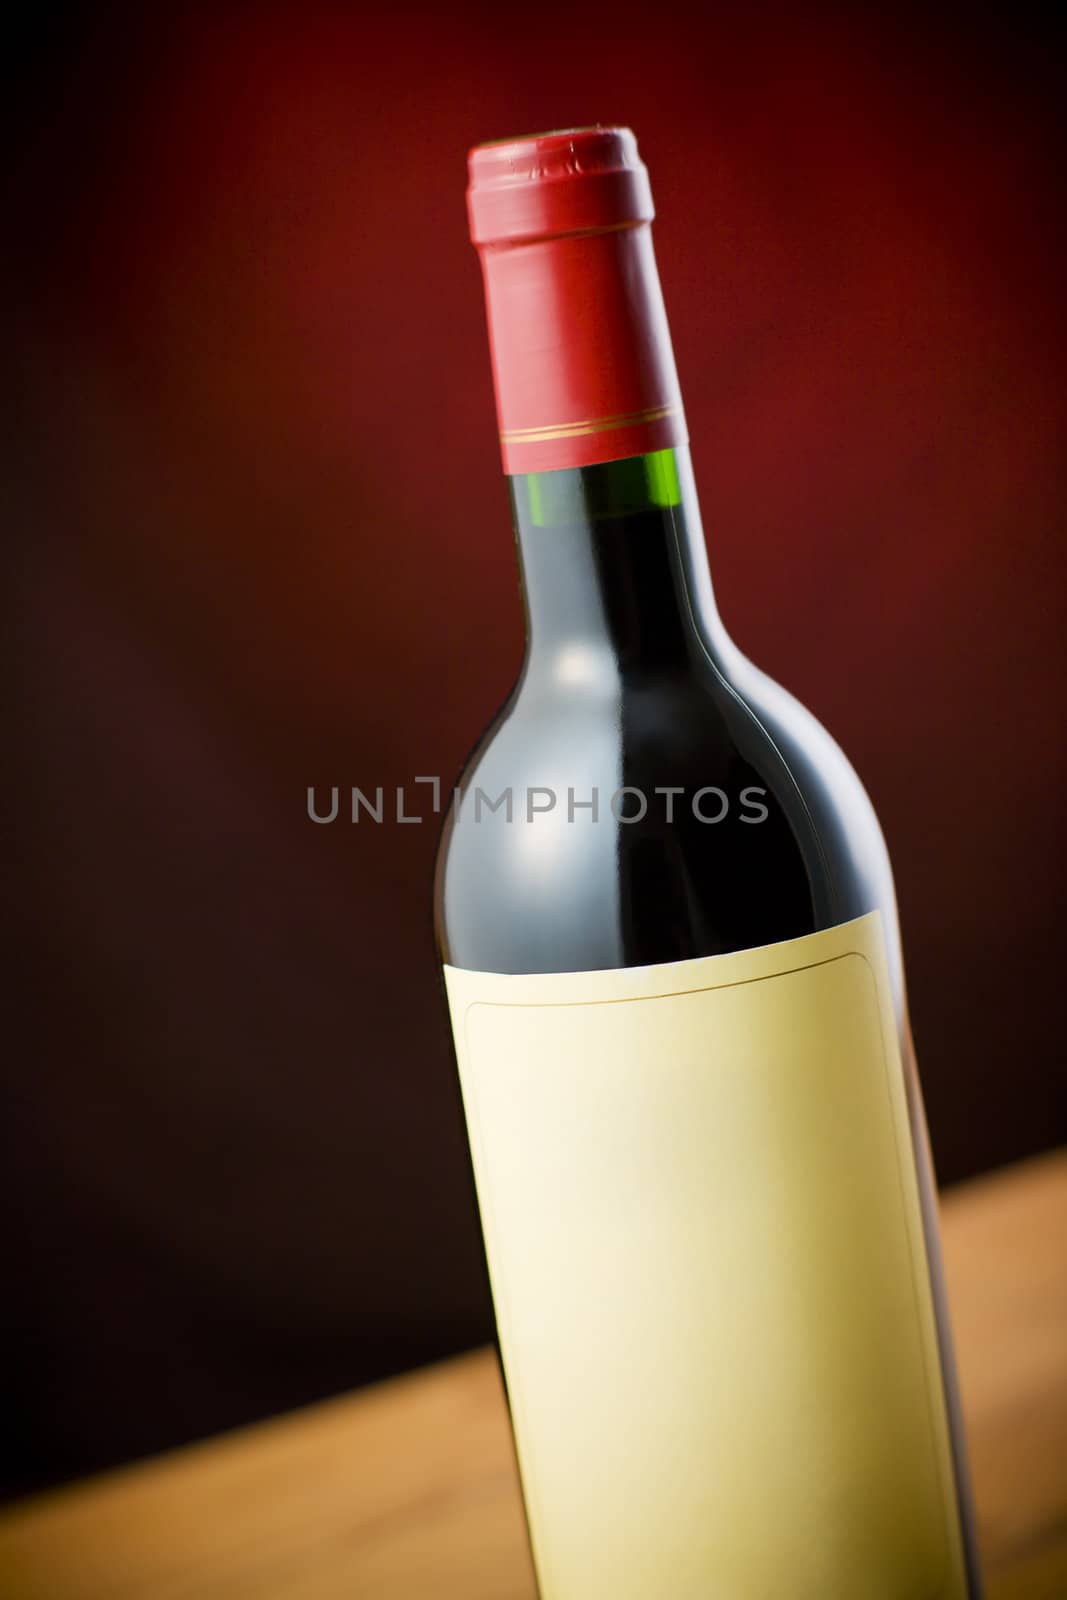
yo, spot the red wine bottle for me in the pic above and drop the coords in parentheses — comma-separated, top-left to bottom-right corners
(435, 126, 981, 1599)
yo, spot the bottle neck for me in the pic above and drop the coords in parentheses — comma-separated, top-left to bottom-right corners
(509, 446, 724, 685)
(473, 132, 720, 683)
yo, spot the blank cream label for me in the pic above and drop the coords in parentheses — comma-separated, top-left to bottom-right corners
(444, 912, 967, 1599)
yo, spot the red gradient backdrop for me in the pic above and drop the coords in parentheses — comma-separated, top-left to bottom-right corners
(5, 5, 1064, 1491)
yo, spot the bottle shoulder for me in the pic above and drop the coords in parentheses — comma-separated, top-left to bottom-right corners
(461, 648, 882, 840)
(435, 648, 900, 976)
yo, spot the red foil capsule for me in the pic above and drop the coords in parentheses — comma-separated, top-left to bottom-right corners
(467, 127, 688, 475)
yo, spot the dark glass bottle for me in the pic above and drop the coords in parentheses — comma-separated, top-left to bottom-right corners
(436, 126, 981, 1598)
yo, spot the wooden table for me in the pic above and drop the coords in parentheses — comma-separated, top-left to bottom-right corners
(1, 1150, 1063, 1599)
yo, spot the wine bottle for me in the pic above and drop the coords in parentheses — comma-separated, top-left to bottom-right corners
(435, 126, 981, 1599)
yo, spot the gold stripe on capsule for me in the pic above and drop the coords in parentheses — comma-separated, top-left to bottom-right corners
(501, 402, 680, 444)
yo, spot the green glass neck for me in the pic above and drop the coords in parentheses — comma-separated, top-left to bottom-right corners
(507, 446, 722, 677)
(510, 447, 682, 528)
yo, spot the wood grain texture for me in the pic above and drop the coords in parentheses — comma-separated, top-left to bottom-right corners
(939, 1150, 1067, 1599)
(0, 1149, 1063, 1600)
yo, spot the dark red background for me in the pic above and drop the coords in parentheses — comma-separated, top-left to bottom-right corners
(5, 5, 1064, 1494)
